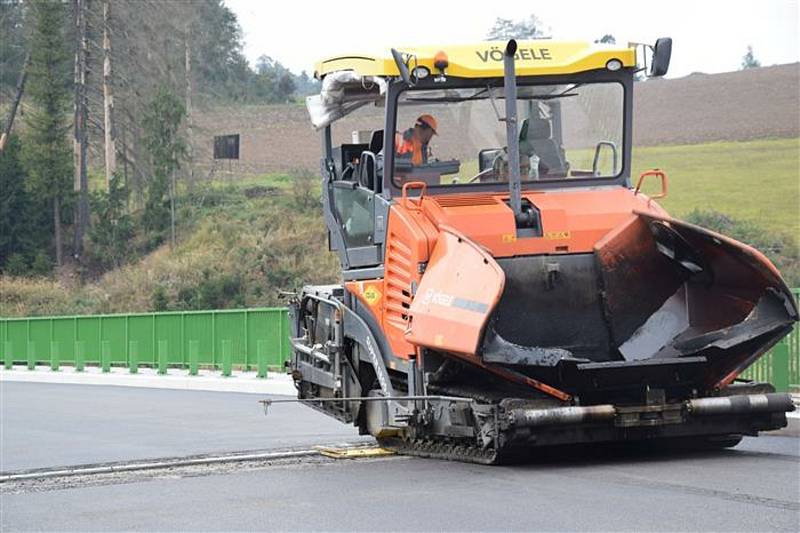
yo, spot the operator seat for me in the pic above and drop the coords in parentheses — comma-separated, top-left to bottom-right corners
(519, 117, 568, 176)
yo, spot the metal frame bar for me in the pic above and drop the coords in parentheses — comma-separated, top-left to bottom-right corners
(260, 394, 474, 415)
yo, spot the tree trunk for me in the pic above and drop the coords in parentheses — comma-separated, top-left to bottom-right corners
(54, 196, 63, 267)
(0, 52, 30, 153)
(103, 0, 117, 190)
(184, 22, 194, 191)
(170, 169, 176, 248)
(122, 125, 128, 193)
(72, 0, 90, 258)
(72, 0, 80, 185)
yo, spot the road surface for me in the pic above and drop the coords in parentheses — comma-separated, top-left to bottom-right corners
(1, 381, 367, 471)
(1, 382, 798, 532)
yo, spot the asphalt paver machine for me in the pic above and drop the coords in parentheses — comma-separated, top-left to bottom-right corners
(276, 38, 797, 463)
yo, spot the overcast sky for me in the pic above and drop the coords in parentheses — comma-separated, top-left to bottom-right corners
(225, 0, 799, 78)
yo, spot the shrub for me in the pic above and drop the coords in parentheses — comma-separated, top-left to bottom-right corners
(152, 286, 169, 311)
(30, 251, 53, 277)
(178, 271, 244, 310)
(290, 168, 319, 210)
(4, 254, 29, 276)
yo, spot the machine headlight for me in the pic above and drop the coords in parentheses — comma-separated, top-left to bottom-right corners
(606, 59, 623, 71)
(412, 66, 430, 79)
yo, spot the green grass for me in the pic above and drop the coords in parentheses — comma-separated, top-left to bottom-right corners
(436, 139, 799, 239)
(200, 138, 799, 243)
(1, 170, 339, 317)
(631, 138, 800, 237)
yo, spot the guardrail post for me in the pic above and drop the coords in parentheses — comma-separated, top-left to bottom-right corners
(281, 310, 289, 367)
(50, 341, 60, 371)
(4, 341, 12, 370)
(75, 341, 86, 372)
(27, 341, 35, 370)
(221, 339, 232, 377)
(773, 339, 790, 393)
(244, 310, 250, 371)
(101, 340, 111, 373)
(211, 313, 216, 369)
(257, 340, 268, 379)
(188, 340, 199, 376)
(158, 340, 168, 375)
(128, 340, 138, 374)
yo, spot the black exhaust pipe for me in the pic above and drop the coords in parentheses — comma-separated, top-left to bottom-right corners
(502, 39, 523, 222)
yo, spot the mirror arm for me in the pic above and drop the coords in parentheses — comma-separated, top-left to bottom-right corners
(391, 48, 414, 86)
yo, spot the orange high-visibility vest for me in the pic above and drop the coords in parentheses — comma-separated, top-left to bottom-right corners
(395, 129, 428, 166)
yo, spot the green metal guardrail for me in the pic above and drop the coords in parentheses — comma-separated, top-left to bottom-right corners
(0, 291, 798, 390)
(0, 308, 289, 378)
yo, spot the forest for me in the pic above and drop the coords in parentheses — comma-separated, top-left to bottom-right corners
(0, 0, 318, 279)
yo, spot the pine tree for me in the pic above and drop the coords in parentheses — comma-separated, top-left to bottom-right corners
(21, 0, 73, 268)
(0, 136, 27, 267)
(741, 45, 761, 70)
(0, 134, 54, 273)
(142, 86, 185, 247)
(88, 175, 134, 269)
(0, 0, 26, 89)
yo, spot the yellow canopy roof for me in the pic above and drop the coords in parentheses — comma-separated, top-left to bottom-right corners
(315, 40, 636, 79)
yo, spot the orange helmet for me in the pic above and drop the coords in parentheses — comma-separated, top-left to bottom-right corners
(415, 114, 438, 135)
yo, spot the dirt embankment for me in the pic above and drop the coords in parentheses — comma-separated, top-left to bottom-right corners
(192, 63, 799, 174)
(633, 63, 800, 145)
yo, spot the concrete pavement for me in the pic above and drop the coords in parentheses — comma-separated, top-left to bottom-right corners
(0, 365, 297, 395)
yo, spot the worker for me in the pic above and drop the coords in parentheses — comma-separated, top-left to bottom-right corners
(395, 114, 437, 165)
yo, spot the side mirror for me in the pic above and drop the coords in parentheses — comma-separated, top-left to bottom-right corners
(650, 38, 672, 77)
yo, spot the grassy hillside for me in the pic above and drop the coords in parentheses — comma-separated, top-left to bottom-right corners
(632, 138, 799, 236)
(1, 173, 340, 317)
(1, 138, 798, 317)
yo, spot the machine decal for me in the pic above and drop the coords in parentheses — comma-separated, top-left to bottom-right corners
(420, 288, 454, 307)
(420, 288, 488, 313)
(545, 231, 571, 240)
(362, 285, 382, 306)
(365, 335, 390, 394)
(476, 47, 552, 63)
(452, 298, 490, 313)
